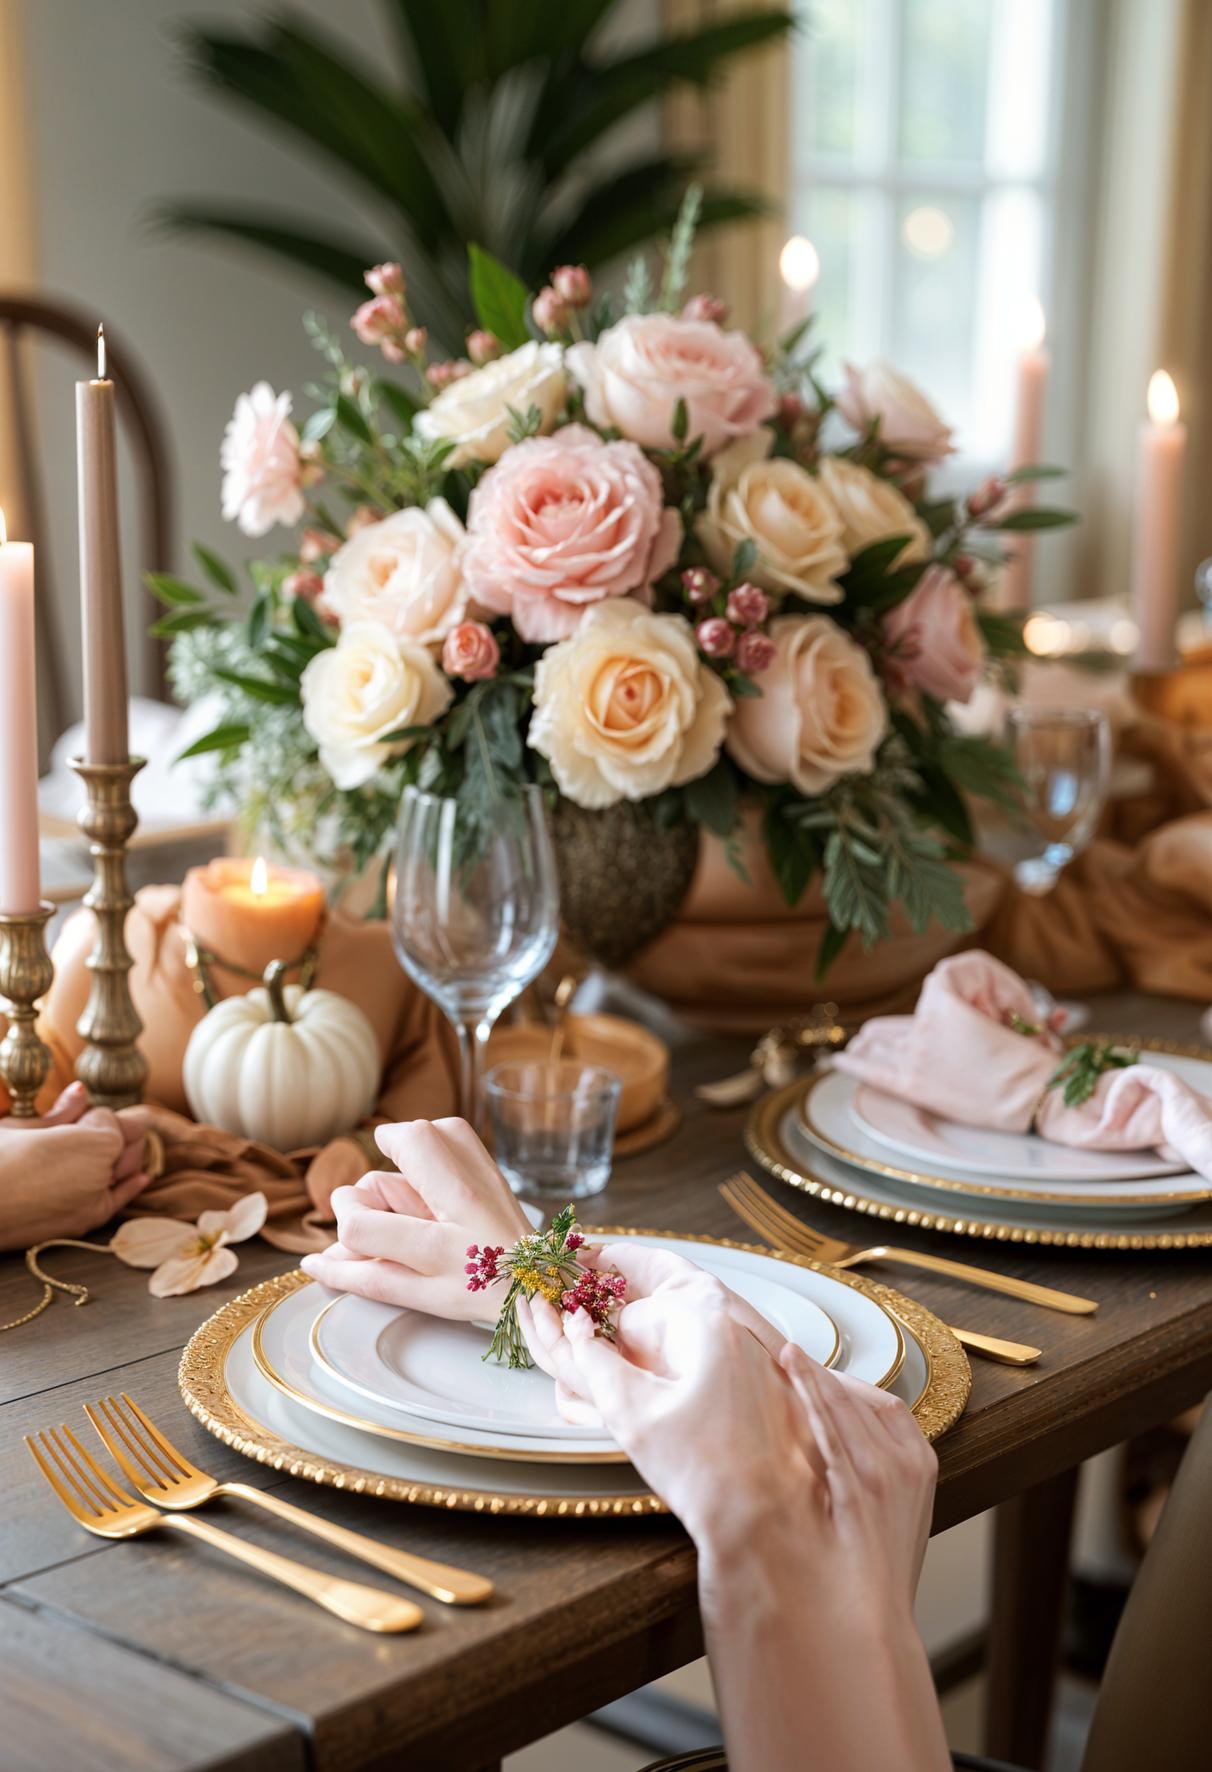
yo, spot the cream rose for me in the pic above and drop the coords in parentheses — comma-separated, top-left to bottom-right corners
(413, 341, 566, 468)
(567, 313, 776, 457)
(322, 499, 468, 645)
(529, 600, 731, 809)
(696, 431, 848, 604)
(836, 360, 954, 462)
(301, 621, 452, 790)
(882, 565, 985, 704)
(815, 457, 930, 567)
(726, 615, 886, 794)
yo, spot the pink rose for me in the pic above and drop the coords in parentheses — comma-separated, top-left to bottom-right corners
(467, 329, 500, 366)
(552, 265, 592, 307)
(533, 286, 570, 334)
(726, 615, 886, 794)
(462, 424, 682, 643)
(882, 565, 985, 704)
(567, 314, 777, 457)
(364, 262, 405, 298)
(442, 620, 500, 682)
(696, 617, 735, 659)
(403, 326, 428, 356)
(220, 383, 304, 538)
(352, 294, 408, 362)
(836, 360, 954, 462)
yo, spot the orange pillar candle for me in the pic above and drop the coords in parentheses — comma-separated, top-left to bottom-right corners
(77, 325, 129, 764)
(181, 857, 326, 982)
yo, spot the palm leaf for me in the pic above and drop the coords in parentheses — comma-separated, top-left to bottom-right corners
(541, 155, 770, 268)
(155, 205, 383, 292)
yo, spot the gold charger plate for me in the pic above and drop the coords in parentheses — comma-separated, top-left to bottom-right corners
(179, 1234, 970, 1517)
(800, 1036, 1212, 1209)
(748, 1077, 1212, 1251)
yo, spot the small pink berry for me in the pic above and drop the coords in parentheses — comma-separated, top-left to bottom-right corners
(364, 261, 405, 298)
(726, 583, 770, 627)
(467, 329, 501, 366)
(533, 286, 570, 334)
(682, 293, 728, 325)
(552, 265, 592, 307)
(697, 616, 736, 660)
(736, 630, 776, 675)
(681, 566, 720, 605)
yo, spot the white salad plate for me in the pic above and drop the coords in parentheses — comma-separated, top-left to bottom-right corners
(800, 1066, 1212, 1213)
(311, 1243, 843, 1439)
(251, 1234, 907, 1464)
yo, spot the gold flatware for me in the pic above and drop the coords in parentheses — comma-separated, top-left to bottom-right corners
(722, 1171, 1097, 1315)
(549, 972, 579, 1066)
(26, 1423, 423, 1633)
(720, 1179, 1041, 1366)
(83, 1392, 492, 1606)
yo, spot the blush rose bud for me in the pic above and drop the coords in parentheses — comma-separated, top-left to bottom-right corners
(442, 620, 501, 682)
(364, 261, 405, 298)
(282, 569, 326, 604)
(778, 392, 805, 427)
(466, 329, 501, 366)
(696, 616, 736, 660)
(299, 528, 338, 563)
(403, 326, 428, 356)
(681, 566, 720, 605)
(735, 629, 776, 675)
(967, 475, 1007, 521)
(532, 286, 570, 335)
(682, 293, 728, 325)
(351, 295, 407, 362)
(552, 265, 592, 308)
(726, 582, 770, 628)
(426, 358, 472, 389)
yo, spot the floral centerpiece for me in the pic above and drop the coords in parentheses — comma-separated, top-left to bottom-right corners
(158, 191, 1073, 972)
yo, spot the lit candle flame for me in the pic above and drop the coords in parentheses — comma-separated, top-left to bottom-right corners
(779, 235, 820, 294)
(1021, 296, 1046, 352)
(1147, 369, 1179, 427)
(0, 507, 6, 547)
(250, 856, 269, 898)
(96, 324, 106, 381)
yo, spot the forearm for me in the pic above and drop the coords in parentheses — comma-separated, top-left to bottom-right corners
(696, 1523, 950, 1772)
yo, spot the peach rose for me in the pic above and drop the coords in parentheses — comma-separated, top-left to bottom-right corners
(442, 620, 500, 681)
(836, 360, 953, 462)
(413, 340, 566, 468)
(566, 313, 776, 457)
(882, 565, 985, 704)
(529, 601, 731, 809)
(322, 499, 468, 646)
(301, 622, 452, 789)
(696, 431, 847, 605)
(726, 615, 886, 794)
(815, 457, 930, 567)
(462, 425, 681, 643)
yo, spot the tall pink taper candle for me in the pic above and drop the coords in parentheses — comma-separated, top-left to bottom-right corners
(1131, 369, 1186, 672)
(1000, 298, 1050, 612)
(0, 513, 41, 913)
(76, 324, 128, 763)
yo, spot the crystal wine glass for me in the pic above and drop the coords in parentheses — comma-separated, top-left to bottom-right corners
(1005, 707, 1111, 895)
(391, 785, 559, 1125)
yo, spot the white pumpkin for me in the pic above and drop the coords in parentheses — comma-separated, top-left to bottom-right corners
(183, 962, 381, 1149)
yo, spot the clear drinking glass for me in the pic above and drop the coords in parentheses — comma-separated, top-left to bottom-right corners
(1005, 707, 1111, 895)
(485, 1061, 622, 1201)
(391, 786, 559, 1124)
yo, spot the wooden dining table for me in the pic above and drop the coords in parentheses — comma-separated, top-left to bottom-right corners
(3, 985, 1212, 1772)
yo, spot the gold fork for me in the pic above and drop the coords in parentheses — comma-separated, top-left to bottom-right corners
(721, 1175, 1045, 1367)
(26, 1424, 422, 1633)
(723, 1171, 1097, 1312)
(84, 1393, 492, 1606)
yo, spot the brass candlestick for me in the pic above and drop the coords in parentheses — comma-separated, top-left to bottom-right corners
(70, 756, 148, 1108)
(0, 903, 55, 1117)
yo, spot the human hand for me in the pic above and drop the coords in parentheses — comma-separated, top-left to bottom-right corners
(0, 1088, 152, 1249)
(305, 1134, 372, 1220)
(299, 1117, 531, 1318)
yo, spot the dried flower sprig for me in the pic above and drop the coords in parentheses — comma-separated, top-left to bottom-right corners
(466, 1204, 625, 1369)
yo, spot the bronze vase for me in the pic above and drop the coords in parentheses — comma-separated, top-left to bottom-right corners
(550, 800, 700, 972)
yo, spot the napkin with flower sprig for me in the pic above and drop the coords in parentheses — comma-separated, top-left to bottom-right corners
(835, 951, 1212, 1175)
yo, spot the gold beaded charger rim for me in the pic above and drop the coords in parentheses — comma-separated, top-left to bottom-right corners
(747, 1072, 1212, 1251)
(179, 1243, 968, 1519)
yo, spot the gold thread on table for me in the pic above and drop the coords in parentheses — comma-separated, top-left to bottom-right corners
(0, 1239, 109, 1334)
(179, 1253, 967, 1518)
(799, 1037, 1212, 1210)
(746, 1077, 1212, 1251)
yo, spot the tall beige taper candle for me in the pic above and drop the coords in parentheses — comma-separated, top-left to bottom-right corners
(76, 325, 129, 764)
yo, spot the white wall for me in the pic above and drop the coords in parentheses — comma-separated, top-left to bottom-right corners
(17, 0, 398, 716)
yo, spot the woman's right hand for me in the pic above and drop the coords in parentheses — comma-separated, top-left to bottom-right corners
(0, 1083, 151, 1248)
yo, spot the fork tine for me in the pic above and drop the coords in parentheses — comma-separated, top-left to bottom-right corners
(720, 1186, 780, 1248)
(723, 1176, 823, 1258)
(84, 1399, 165, 1491)
(40, 1426, 115, 1515)
(58, 1424, 141, 1511)
(731, 1173, 828, 1251)
(100, 1395, 183, 1485)
(26, 1433, 90, 1524)
(117, 1393, 197, 1479)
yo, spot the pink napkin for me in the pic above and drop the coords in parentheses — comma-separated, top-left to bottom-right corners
(836, 951, 1212, 1176)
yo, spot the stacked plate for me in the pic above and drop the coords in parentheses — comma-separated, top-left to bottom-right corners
(182, 1230, 969, 1516)
(746, 1040, 1212, 1250)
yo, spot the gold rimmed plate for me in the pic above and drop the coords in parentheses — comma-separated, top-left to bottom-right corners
(749, 1078, 1212, 1250)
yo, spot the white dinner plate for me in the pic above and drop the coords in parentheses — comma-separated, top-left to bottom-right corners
(312, 1247, 842, 1438)
(252, 1234, 906, 1464)
(801, 1068, 1212, 1213)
